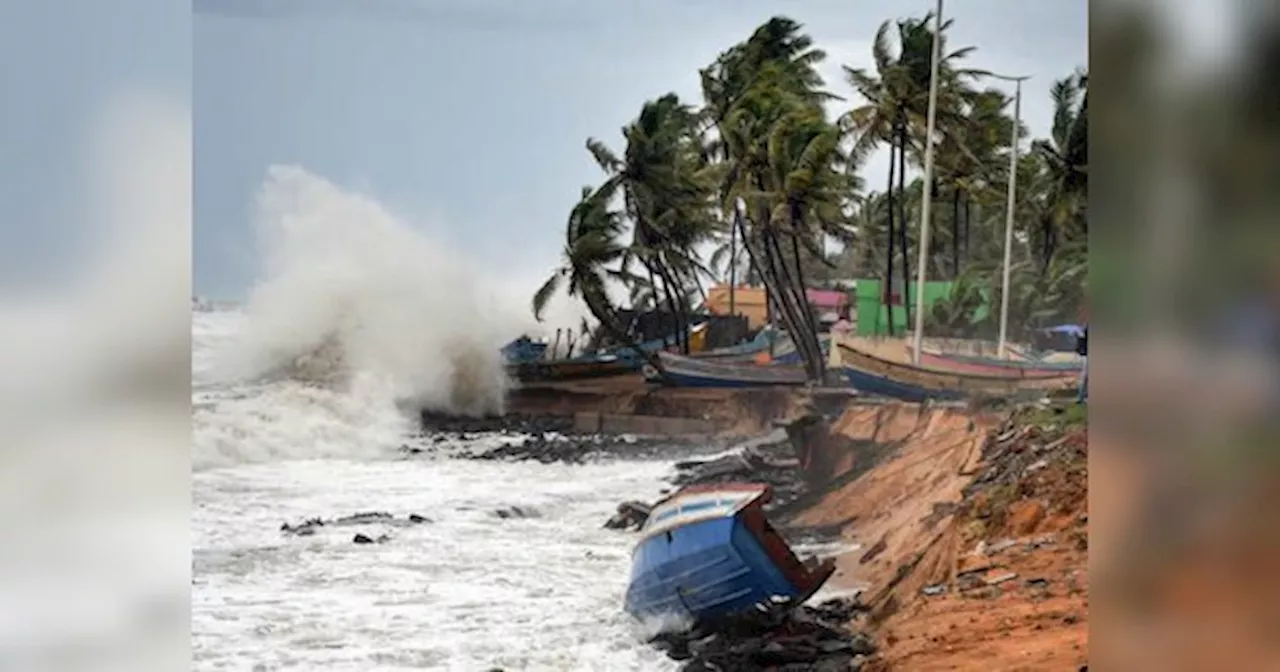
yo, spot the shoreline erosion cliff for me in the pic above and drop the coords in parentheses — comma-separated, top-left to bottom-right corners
(438, 377, 1088, 671)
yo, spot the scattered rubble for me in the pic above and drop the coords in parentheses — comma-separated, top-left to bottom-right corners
(669, 437, 808, 512)
(280, 511, 433, 537)
(649, 597, 874, 671)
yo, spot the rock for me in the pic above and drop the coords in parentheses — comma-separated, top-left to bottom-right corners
(493, 506, 541, 519)
(353, 533, 375, 544)
(1007, 500, 1046, 535)
(922, 584, 947, 596)
(649, 600, 874, 670)
(986, 571, 1018, 585)
(603, 501, 652, 531)
(408, 514, 432, 524)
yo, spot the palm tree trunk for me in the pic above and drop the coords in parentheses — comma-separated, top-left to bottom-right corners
(951, 187, 961, 278)
(788, 208, 826, 380)
(896, 122, 912, 331)
(583, 290, 659, 370)
(729, 208, 738, 316)
(962, 195, 971, 263)
(654, 260, 688, 354)
(748, 192, 820, 380)
(761, 221, 821, 380)
(884, 140, 897, 337)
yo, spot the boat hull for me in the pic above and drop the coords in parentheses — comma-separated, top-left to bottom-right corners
(836, 339, 1076, 402)
(922, 348, 1080, 373)
(653, 351, 808, 388)
(506, 358, 636, 383)
(918, 350, 1080, 378)
(624, 484, 833, 624)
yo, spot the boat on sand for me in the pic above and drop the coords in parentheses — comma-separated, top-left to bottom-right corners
(833, 337, 1077, 402)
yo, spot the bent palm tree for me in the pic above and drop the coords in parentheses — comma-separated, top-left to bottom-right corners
(532, 186, 655, 367)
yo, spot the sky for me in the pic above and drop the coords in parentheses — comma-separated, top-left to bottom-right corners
(191, 0, 1087, 301)
(0, 0, 1084, 301)
(0, 0, 187, 290)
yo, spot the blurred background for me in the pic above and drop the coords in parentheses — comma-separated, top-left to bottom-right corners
(1091, 0, 1280, 668)
(0, 0, 1277, 668)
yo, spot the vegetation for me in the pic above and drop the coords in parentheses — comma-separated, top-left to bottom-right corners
(533, 13, 1088, 379)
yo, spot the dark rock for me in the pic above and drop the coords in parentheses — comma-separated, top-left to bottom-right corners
(604, 501, 652, 531)
(493, 506, 541, 519)
(353, 533, 375, 544)
(649, 599, 875, 671)
(408, 514, 432, 524)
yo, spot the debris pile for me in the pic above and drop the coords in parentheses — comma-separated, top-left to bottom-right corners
(860, 403, 1088, 671)
(649, 597, 874, 672)
(670, 438, 806, 511)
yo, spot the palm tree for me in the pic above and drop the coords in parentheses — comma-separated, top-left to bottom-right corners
(585, 93, 716, 353)
(699, 17, 846, 381)
(1032, 69, 1088, 271)
(532, 186, 654, 366)
(842, 13, 982, 331)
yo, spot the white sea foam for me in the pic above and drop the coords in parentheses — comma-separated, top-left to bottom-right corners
(193, 165, 595, 469)
(191, 167, 685, 669)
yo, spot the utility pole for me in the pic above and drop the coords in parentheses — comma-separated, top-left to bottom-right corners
(989, 73, 1030, 358)
(910, 0, 944, 364)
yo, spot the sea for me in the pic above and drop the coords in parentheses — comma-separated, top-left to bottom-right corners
(191, 167, 688, 671)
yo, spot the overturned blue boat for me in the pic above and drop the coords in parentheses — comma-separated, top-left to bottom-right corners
(624, 483, 835, 625)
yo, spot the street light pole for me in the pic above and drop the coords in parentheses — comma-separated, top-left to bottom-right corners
(991, 74, 1030, 359)
(910, 0, 944, 364)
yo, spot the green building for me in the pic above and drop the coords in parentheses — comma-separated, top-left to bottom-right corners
(853, 279, 991, 336)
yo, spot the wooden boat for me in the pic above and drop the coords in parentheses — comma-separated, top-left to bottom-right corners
(648, 351, 808, 388)
(691, 329, 775, 362)
(505, 354, 636, 383)
(916, 348, 1080, 378)
(625, 483, 835, 625)
(834, 339, 1076, 402)
(921, 345, 1080, 371)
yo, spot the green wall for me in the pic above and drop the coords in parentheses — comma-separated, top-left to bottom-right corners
(854, 279, 991, 336)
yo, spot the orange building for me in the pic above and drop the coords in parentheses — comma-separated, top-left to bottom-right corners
(703, 285, 770, 329)
(703, 284, 850, 330)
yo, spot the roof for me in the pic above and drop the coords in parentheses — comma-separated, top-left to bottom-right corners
(805, 289, 849, 309)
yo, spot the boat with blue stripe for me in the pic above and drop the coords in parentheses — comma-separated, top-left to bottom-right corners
(624, 483, 835, 626)
(645, 351, 809, 388)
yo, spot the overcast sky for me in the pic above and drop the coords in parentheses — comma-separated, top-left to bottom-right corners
(190, 0, 1087, 300)
(0, 1, 1084, 301)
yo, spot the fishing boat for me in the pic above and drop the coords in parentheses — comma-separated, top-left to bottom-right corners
(691, 329, 776, 362)
(646, 351, 809, 388)
(505, 354, 637, 383)
(834, 338, 1076, 402)
(916, 347, 1080, 378)
(624, 483, 835, 625)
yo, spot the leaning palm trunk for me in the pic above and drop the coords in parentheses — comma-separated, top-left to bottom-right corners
(896, 122, 912, 329)
(787, 204, 825, 378)
(883, 138, 897, 336)
(734, 210, 821, 381)
(583, 290, 660, 370)
(654, 259, 689, 354)
(758, 219, 822, 381)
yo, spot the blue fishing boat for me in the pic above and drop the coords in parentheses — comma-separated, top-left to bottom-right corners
(624, 483, 835, 625)
(834, 338, 1076, 402)
(501, 336, 548, 364)
(692, 329, 776, 361)
(646, 351, 809, 388)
